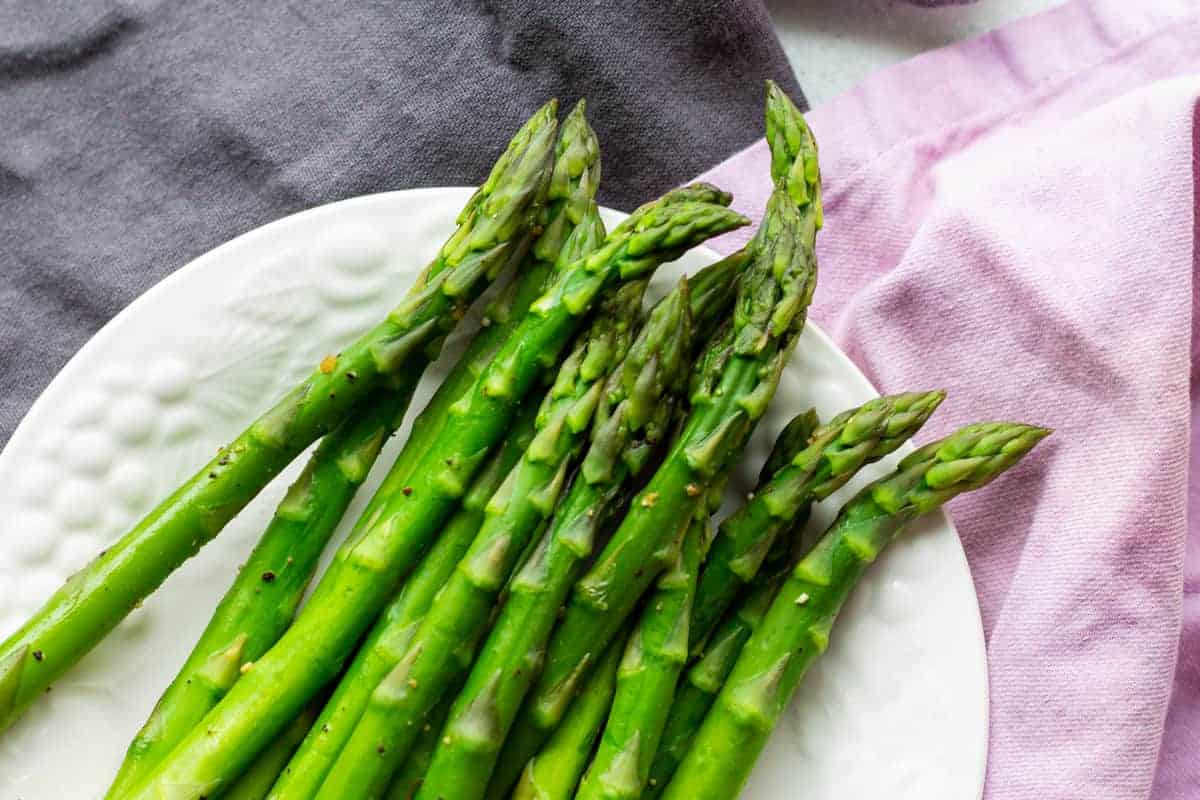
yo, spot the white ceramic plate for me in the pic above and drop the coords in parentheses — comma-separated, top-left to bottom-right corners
(0, 188, 987, 799)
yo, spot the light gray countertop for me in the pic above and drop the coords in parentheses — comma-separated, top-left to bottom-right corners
(769, 0, 1067, 106)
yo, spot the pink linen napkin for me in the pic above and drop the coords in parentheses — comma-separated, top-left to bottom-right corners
(698, 1, 1200, 797)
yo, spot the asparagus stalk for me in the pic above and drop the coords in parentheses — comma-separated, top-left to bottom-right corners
(263, 100, 604, 800)
(220, 704, 321, 800)
(266, 397, 542, 799)
(124, 188, 746, 799)
(639, 412, 820, 800)
(105, 386, 415, 798)
(364, 100, 602, 524)
(576, 510, 707, 800)
(0, 101, 560, 730)
(689, 391, 944, 652)
(416, 270, 710, 800)
(315, 278, 647, 799)
(643, 573, 778, 800)
(382, 694, 456, 800)
(512, 632, 629, 800)
(646, 393, 940, 796)
(644, 437, 818, 800)
(382, 578, 500, 800)
(660, 422, 1051, 800)
(578, 408, 819, 800)
(491, 124, 820, 797)
(759, 410, 820, 480)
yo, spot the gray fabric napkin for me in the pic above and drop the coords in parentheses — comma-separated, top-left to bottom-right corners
(0, 0, 802, 446)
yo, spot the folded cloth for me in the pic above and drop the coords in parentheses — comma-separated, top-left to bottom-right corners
(698, 1, 1200, 797)
(0, 0, 800, 448)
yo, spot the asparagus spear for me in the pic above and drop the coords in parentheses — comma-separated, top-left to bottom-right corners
(644, 424, 819, 800)
(759, 409, 820, 480)
(636, 394, 939, 796)
(125, 189, 746, 799)
(689, 391, 945, 653)
(266, 395, 542, 799)
(263, 101, 604, 800)
(382, 694, 456, 800)
(382, 572, 501, 800)
(416, 271, 707, 800)
(491, 132, 821, 798)
(512, 632, 629, 800)
(639, 412, 819, 800)
(105, 386, 415, 798)
(577, 407, 819, 800)
(576, 510, 706, 800)
(644, 572, 777, 800)
(365, 100, 602, 523)
(0, 102, 560, 730)
(315, 278, 647, 799)
(660, 422, 1051, 800)
(220, 704, 320, 800)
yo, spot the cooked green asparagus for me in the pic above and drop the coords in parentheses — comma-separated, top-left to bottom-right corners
(105, 386, 415, 798)
(266, 397, 542, 799)
(364, 99, 602, 525)
(584, 407, 820, 800)
(659, 422, 1050, 800)
(263, 98, 604, 800)
(220, 703, 321, 800)
(491, 121, 821, 797)
(575, 509, 707, 800)
(0, 100, 560, 730)
(313, 278, 647, 799)
(513, 632, 629, 800)
(690, 391, 944, 652)
(416, 271, 705, 800)
(122, 186, 746, 798)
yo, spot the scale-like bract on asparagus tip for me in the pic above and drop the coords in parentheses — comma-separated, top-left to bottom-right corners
(535, 101, 602, 262)
(557, 205, 607, 269)
(479, 99, 558, 198)
(759, 408, 820, 484)
(764, 81, 822, 221)
(625, 183, 733, 221)
(731, 190, 816, 364)
(878, 390, 946, 443)
(686, 249, 748, 334)
(872, 422, 1050, 516)
(688, 322, 735, 403)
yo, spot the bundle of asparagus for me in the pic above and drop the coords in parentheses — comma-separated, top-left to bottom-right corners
(0, 81, 1049, 800)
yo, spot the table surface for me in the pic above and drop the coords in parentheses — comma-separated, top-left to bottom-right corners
(769, 0, 1067, 106)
